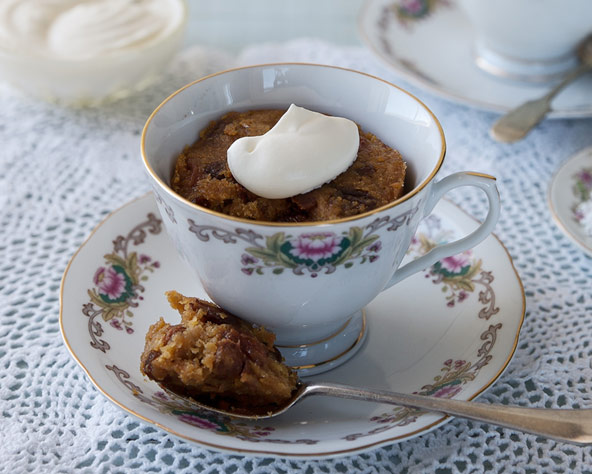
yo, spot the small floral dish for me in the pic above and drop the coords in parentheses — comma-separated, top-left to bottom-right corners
(60, 193, 525, 459)
(549, 146, 592, 256)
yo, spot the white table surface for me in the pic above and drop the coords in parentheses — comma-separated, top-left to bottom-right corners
(2, 1, 592, 473)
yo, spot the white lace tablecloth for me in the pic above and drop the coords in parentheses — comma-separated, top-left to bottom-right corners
(2, 39, 592, 473)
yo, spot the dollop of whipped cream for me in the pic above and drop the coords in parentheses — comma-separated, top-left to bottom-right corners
(227, 104, 360, 199)
(0, 0, 184, 59)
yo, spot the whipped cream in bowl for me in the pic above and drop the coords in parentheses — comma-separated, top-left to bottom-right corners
(0, 0, 187, 105)
(227, 104, 360, 199)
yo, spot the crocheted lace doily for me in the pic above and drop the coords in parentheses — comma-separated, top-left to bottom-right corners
(2, 39, 592, 473)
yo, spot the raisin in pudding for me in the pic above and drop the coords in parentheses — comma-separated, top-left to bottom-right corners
(140, 291, 299, 412)
(171, 106, 406, 222)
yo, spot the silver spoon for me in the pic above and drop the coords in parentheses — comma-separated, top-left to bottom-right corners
(491, 34, 592, 143)
(192, 381, 592, 445)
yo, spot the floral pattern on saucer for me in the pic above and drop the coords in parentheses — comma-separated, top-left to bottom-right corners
(105, 365, 318, 445)
(344, 216, 501, 440)
(94, 209, 498, 443)
(360, 0, 592, 116)
(549, 147, 592, 256)
(391, 0, 450, 28)
(350, 323, 501, 439)
(408, 215, 498, 316)
(87, 205, 497, 443)
(82, 213, 162, 352)
(572, 168, 592, 202)
(61, 194, 524, 457)
(572, 167, 592, 226)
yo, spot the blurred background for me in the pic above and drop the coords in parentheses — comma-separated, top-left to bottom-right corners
(185, 0, 363, 51)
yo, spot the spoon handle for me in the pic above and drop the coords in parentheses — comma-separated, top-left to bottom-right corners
(305, 382, 592, 445)
(490, 63, 592, 143)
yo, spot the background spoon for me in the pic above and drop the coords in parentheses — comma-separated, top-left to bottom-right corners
(190, 381, 592, 445)
(491, 34, 592, 143)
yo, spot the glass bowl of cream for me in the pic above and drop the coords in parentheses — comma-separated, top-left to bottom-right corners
(0, 0, 187, 106)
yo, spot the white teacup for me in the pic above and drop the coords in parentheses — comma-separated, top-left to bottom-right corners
(456, 0, 592, 82)
(141, 64, 500, 375)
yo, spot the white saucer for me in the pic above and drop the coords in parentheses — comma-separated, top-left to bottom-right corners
(358, 0, 592, 117)
(549, 146, 592, 256)
(60, 193, 524, 459)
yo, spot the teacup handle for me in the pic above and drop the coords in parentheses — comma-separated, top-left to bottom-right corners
(384, 172, 500, 290)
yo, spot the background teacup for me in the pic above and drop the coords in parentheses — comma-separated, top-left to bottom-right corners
(456, 0, 592, 83)
(142, 64, 500, 375)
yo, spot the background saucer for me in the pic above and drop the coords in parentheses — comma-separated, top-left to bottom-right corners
(358, 0, 592, 117)
(549, 146, 592, 256)
(61, 194, 525, 459)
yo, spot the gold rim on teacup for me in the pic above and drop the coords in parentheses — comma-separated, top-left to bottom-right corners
(140, 63, 447, 228)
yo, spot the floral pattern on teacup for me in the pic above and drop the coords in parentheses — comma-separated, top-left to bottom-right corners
(188, 205, 419, 277)
(240, 227, 380, 277)
(154, 191, 177, 224)
(82, 213, 162, 352)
